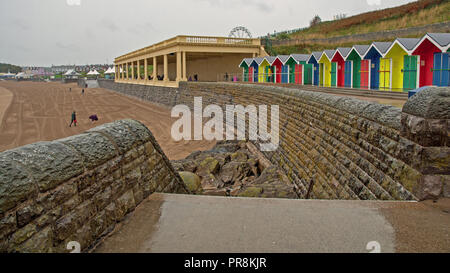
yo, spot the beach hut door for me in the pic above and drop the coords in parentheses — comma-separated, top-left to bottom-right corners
(379, 58, 391, 90)
(344, 61, 353, 88)
(330, 62, 337, 87)
(403, 55, 419, 90)
(432, 52, 450, 87)
(360, 60, 371, 89)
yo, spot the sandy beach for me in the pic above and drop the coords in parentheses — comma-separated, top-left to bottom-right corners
(0, 81, 216, 160)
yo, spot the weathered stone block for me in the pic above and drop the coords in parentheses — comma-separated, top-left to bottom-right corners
(0, 156, 36, 214)
(0, 212, 16, 240)
(58, 132, 117, 169)
(2, 141, 84, 192)
(415, 175, 443, 200)
(114, 190, 136, 221)
(16, 203, 44, 228)
(14, 226, 53, 253)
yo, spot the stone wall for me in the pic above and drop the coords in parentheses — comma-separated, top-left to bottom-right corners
(0, 119, 188, 253)
(99, 80, 449, 201)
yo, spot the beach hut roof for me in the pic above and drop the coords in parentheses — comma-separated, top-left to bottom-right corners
(370, 42, 393, 55)
(277, 55, 290, 64)
(350, 45, 370, 58)
(307, 51, 323, 63)
(239, 58, 253, 68)
(413, 33, 450, 52)
(397, 38, 420, 51)
(427, 33, 450, 48)
(384, 38, 420, 55)
(332, 48, 352, 59)
(289, 54, 310, 63)
(251, 57, 265, 66)
(321, 50, 336, 60)
(264, 56, 277, 65)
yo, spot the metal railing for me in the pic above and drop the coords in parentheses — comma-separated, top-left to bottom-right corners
(217, 72, 302, 83)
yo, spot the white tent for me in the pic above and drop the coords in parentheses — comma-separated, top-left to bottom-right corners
(64, 69, 80, 76)
(104, 67, 115, 74)
(15, 72, 32, 79)
(87, 70, 100, 75)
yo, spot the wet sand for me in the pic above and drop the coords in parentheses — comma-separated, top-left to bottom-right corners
(0, 81, 215, 160)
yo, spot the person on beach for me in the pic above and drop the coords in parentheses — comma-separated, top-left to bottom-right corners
(69, 111, 77, 127)
(69, 87, 71, 92)
(89, 114, 98, 122)
(81, 88, 85, 95)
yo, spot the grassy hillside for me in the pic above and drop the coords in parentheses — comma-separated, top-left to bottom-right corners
(288, 0, 449, 40)
(0, 63, 22, 74)
(268, 0, 449, 55)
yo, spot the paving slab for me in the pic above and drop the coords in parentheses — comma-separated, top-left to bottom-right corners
(94, 194, 449, 253)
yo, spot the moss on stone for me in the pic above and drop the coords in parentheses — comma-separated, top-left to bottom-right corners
(178, 172, 203, 194)
(238, 187, 263, 198)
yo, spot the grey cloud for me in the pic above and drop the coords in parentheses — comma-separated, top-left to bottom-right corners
(55, 42, 79, 51)
(100, 18, 120, 32)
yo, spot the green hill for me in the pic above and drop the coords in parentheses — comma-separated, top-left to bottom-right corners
(0, 63, 22, 74)
(267, 0, 450, 55)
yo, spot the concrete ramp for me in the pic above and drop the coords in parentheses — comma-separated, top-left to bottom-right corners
(85, 80, 99, 88)
(93, 194, 450, 253)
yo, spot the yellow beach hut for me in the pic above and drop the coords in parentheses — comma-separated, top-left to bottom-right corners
(318, 50, 336, 87)
(382, 38, 420, 91)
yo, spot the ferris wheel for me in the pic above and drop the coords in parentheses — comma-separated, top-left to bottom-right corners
(228, 26, 252, 39)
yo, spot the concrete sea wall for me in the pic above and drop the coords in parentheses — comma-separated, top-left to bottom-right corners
(98, 80, 449, 201)
(0, 119, 188, 252)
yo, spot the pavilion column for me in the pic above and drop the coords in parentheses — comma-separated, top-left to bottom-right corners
(163, 54, 168, 82)
(144, 58, 148, 83)
(137, 60, 141, 81)
(121, 64, 124, 80)
(126, 63, 129, 80)
(153, 57, 157, 82)
(115, 65, 119, 79)
(176, 51, 182, 82)
(182, 51, 187, 81)
(131, 61, 135, 81)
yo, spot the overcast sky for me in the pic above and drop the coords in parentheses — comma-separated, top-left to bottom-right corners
(0, 0, 414, 67)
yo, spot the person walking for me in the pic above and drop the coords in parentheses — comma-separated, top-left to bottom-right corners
(81, 88, 85, 95)
(69, 111, 77, 127)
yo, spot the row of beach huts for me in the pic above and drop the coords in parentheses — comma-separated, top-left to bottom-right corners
(239, 33, 450, 91)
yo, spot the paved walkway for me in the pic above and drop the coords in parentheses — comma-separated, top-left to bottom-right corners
(94, 194, 450, 253)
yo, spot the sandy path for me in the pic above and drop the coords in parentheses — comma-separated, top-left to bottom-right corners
(0, 81, 215, 160)
(0, 87, 13, 128)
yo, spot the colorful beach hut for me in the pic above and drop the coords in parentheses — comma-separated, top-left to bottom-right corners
(289, 54, 312, 85)
(345, 45, 370, 89)
(331, 48, 352, 88)
(413, 33, 450, 87)
(383, 38, 420, 91)
(308, 52, 322, 86)
(269, 56, 283, 83)
(264, 56, 277, 83)
(239, 58, 253, 82)
(318, 50, 336, 87)
(258, 57, 272, 83)
(277, 55, 291, 83)
(249, 57, 265, 83)
(363, 42, 392, 90)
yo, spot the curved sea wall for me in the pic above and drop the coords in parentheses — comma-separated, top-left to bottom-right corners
(0, 119, 187, 252)
(99, 80, 449, 201)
